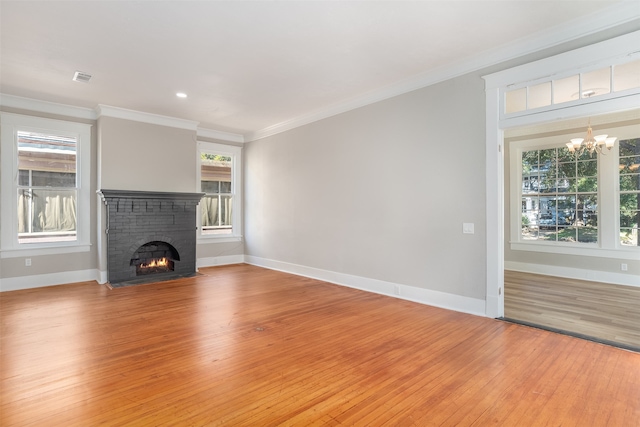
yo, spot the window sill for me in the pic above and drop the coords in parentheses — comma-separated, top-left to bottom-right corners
(197, 235, 243, 244)
(0, 243, 92, 259)
(510, 241, 639, 260)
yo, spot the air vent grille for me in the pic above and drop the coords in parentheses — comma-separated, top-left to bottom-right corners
(73, 71, 92, 83)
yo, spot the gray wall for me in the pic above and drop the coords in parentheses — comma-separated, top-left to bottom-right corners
(244, 73, 488, 299)
(97, 116, 197, 192)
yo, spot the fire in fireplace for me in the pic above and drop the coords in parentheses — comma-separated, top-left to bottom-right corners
(130, 241, 179, 277)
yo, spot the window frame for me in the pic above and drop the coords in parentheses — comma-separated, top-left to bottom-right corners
(1, 113, 92, 257)
(509, 120, 640, 260)
(196, 141, 242, 242)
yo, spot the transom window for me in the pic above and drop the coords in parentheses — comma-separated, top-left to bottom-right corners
(505, 58, 640, 115)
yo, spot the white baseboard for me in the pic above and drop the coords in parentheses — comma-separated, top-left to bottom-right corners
(244, 255, 487, 317)
(197, 255, 245, 269)
(0, 269, 100, 292)
(505, 261, 640, 288)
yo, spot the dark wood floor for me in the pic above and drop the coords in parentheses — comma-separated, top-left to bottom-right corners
(2, 264, 639, 426)
(504, 270, 640, 350)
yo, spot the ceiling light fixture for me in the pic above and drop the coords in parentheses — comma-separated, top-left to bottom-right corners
(176, 92, 187, 98)
(566, 121, 616, 156)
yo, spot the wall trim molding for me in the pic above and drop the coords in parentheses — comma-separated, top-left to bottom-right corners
(197, 127, 245, 144)
(0, 93, 97, 120)
(197, 255, 245, 269)
(0, 269, 100, 292)
(505, 261, 640, 288)
(244, 255, 487, 317)
(96, 104, 199, 131)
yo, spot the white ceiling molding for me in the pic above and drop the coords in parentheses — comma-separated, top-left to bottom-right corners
(197, 127, 244, 144)
(95, 105, 199, 131)
(0, 93, 97, 120)
(246, 2, 640, 142)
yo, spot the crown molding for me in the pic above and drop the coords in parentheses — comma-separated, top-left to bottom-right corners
(245, 2, 640, 142)
(96, 104, 199, 131)
(197, 127, 245, 143)
(0, 93, 97, 120)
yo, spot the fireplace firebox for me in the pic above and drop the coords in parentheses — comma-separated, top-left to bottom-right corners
(99, 190, 204, 286)
(130, 241, 179, 276)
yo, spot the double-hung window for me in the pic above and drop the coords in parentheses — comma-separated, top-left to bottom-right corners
(1, 113, 91, 256)
(197, 141, 242, 240)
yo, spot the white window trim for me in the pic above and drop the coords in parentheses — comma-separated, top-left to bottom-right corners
(0, 113, 92, 258)
(196, 141, 243, 242)
(509, 121, 640, 261)
(483, 30, 640, 318)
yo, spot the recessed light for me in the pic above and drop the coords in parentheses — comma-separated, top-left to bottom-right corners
(176, 92, 187, 98)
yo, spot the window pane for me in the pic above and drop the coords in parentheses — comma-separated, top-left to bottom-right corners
(201, 195, 219, 227)
(17, 131, 77, 179)
(614, 59, 640, 92)
(32, 171, 76, 187)
(506, 88, 526, 114)
(528, 82, 552, 109)
(581, 67, 610, 98)
(577, 227, 598, 244)
(219, 181, 231, 193)
(201, 181, 220, 194)
(18, 188, 77, 243)
(620, 226, 638, 247)
(620, 174, 640, 192)
(619, 139, 640, 157)
(219, 195, 232, 226)
(18, 170, 29, 186)
(553, 75, 579, 104)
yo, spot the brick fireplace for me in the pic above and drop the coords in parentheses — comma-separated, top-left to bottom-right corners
(98, 190, 204, 285)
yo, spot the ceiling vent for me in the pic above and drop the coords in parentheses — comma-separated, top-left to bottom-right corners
(73, 71, 92, 83)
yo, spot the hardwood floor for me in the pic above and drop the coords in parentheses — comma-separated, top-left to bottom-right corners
(504, 270, 640, 350)
(2, 264, 639, 426)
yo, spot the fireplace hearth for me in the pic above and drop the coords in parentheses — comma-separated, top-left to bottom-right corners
(99, 190, 204, 286)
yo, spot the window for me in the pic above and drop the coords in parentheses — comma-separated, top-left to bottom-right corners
(197, 141, 242, 240)
(504, 58, 640, 116)
(17, 130, 78, 243)
(509, 117, 640, 258)
(619, 139, 639, 247)
(520, 147, 597, 244)
(1, 113, 91, 256)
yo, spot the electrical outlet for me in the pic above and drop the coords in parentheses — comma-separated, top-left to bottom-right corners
(25, 258, 31, 266)
(621, 263, 628, 271)
(463, 223, 475, 234)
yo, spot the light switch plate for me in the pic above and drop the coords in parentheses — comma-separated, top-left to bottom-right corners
(463, 223, 474, 234)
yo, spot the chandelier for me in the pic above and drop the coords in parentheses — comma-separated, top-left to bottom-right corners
(566, 121, 616, 156)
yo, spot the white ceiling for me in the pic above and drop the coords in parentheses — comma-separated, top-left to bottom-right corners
(0, 1, 637, 140)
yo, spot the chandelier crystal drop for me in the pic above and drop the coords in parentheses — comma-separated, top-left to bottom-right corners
(566, 121, 616, 156)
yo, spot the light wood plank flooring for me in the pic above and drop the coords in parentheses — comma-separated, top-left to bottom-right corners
(2, 264, 639, 426)
(504, 270, 640, 350)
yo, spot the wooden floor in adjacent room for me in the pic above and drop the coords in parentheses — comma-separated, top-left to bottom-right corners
(504, 270, 640, 350)
(2, 264, 639, 426)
